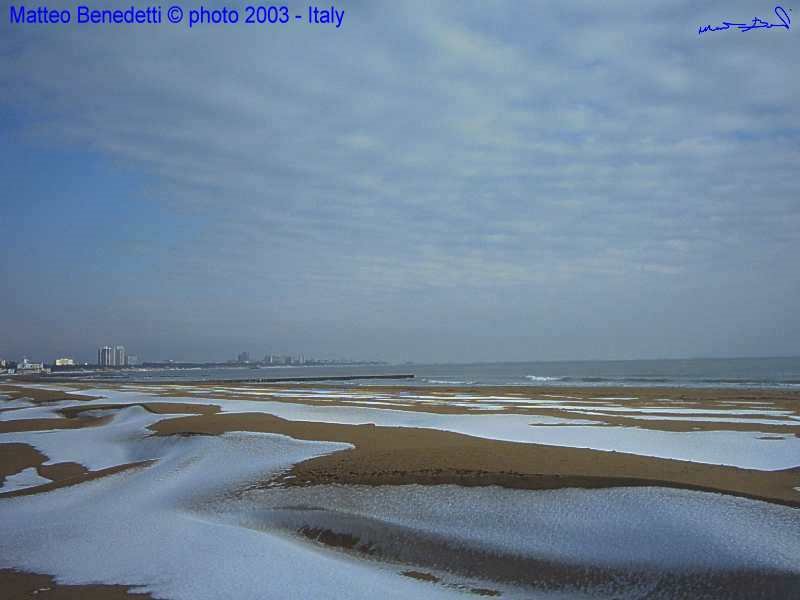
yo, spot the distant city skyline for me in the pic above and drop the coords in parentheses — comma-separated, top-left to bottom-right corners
(97, 345, 128, 367)
(0, 346, 382, 367)
(1, 346, 799, 369)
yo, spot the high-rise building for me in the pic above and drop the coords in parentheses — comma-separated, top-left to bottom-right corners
(127, 355, 140, 366)
(114, 345, 127, 367)
(266, 354, 289, 365)
(237, 352, 250, 363)
(98, 346, 114, 367)
(18, 358, 46, 374)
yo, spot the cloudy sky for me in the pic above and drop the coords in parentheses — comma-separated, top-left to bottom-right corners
(1, 1, 798, 363)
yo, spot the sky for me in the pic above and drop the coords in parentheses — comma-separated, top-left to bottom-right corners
(1, 1, 798, 364)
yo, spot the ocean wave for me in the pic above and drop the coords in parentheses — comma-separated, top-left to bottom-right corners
(697, 378, 800, 385)
(560, 377, 671, 384)
(525, 375, 562, 382)
(423, 379, 477, 385)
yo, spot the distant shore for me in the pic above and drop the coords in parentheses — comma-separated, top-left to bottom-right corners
(5, 356, 800, 390)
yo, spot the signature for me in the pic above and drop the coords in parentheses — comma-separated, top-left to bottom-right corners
(698, 5, 791, 34)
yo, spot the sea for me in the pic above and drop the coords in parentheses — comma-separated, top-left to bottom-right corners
(63, 357, 800, 389)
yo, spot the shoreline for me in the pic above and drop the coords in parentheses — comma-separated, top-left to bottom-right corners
(7, 370, 800, 392)
(9, 378, 800, 401)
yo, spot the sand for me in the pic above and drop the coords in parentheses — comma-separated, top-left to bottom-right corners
(149, 410, 800, 507)
(2, 382, 799, 505)
(0, 569, 152, 599)
(0, 460, 155, 499)
(2, 380, 799, 597)
(0, 443, 47, 486)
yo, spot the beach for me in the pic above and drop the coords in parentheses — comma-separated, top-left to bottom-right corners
(6, 0, 799, 596)
(1, 381, 799, 598)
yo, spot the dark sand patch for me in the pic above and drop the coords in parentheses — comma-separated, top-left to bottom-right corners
(401, 570, 500, 597)
(0, 443, 89, 485)
(0, 460, 155, 499)
(38, 462, 89, 481)
(0, 400, 213, 436)
(0, 443, 47, 486)
(9, 383, 799, 503)
(47, 380, 800, 415)
(57, 380, 800, 439)
(270, 496, 798, 599)
(19, 381, 798, 462)
(470, 588, 502, 597)
(0, 400, 210, 495)
(0, 569, 152, 599)
(299, 526, 378, 554)
(517, 406, 800, 435)
(402, 570, 440, 583)
(0, 386, 115, 435)
(0, 443, 91, 491)
(59, 402, 220, 419)
(0, 385, 99, 404)
(0, 415, 112, 434)
(148, 411, 800, 507)
(90, 382, 800, 440)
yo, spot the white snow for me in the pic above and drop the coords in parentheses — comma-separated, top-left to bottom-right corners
(0, 467, 51, 493)
(1, 406, 187, 471)
(243, 483, 800, 572)
(598, 414, 798, 426)
(0, 397, 36, 410)
(1, 383, 799, 599)
(0, 401, 77, 422)
(10, 385, 800, 471)
(565, 406, 795, 416)
(0, 430, 461, 600)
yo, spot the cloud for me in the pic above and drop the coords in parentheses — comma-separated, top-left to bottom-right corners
(1, 0, 798, 361)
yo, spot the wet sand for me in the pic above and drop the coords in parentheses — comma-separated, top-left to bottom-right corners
(0, 443, 48, 486)
(150, 410, 800, 506)
(0, 389, 164, 497)
(0, 436, 154, 499)
(0, 385, 99, 403)
(50, 381, 800, 435)
(0, 569, 152, 599)
(2, 382, 799, 505)
(285, 488, 798, 599)
(0, 459, 155, 499)
(16, 380, 800, 411)
(0, 414, 112, 434)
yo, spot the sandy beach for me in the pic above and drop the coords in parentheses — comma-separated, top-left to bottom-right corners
(7, 0, 799, 595)
(1, 381, 799, 598)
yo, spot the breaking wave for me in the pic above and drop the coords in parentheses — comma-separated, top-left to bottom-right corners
(525, 375, 562, 382)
